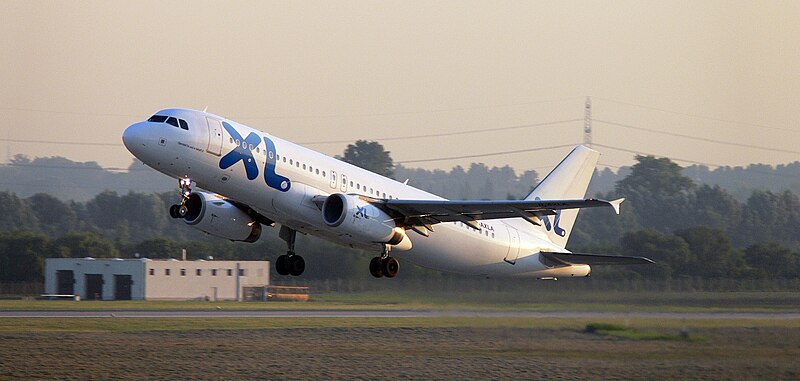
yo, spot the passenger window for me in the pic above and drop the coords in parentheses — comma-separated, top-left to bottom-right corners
(316, 169, 319, 175)
(249, 144, 254, 150)
(148, 115, 168, 123)
(296, 162, 300, 168)
(289, 159, 293, 165)
(302, 164, 306, 170)
(230, 138, 234, 144)
(269, 152, 274, 159)
(166, 117, 179, 127)
(179, 119, 189, 130)
(322, 171, 326, 177)
(350, 181, 353, 187)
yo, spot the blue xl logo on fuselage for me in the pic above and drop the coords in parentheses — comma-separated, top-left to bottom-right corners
(219, 122, 291, 192)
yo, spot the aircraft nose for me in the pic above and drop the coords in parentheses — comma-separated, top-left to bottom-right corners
(122, 122, 147, 154)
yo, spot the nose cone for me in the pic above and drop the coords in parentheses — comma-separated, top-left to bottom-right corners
(122, 122, 147, 156)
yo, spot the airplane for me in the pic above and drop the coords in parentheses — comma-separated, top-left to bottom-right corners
(122, 108, 652, 279)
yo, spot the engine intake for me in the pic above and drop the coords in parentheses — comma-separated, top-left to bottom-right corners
(181, 192, 262, 242)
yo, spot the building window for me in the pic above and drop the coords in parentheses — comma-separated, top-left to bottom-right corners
(239, 269, 245, 276)
(211, 269, 217, 276)
(149, 269, 154, 276)
(165, 269, 171, 276)
(196, 269, 202, 276)
(180, 269, 186, 276)
(227, 269, 233, 276)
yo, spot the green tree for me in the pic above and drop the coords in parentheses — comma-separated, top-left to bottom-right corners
(0, 232, 50, 282)
(27, 193, 78, 236)
(53, 232, 119, 258)
(340, 140, 394, 178)
(0, 192, 38, 232)
(674, 227, 744, 278)
(620, 229, 692, 279)
(615, 155, 694, 232)
(744, 242, 798, 278)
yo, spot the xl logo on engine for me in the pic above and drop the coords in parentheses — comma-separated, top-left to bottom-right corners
(219, 122, 291, 192)
(354, 206, 369, 219)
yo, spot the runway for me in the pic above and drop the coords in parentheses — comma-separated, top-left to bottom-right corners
(2, 309, 799, 319)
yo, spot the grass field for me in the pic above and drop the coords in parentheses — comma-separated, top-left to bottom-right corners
(3, 289, 800, 312)
(0, 316, 798, 380)
(1, 291, 799, 380)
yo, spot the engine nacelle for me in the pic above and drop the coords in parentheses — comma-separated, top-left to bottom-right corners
(321, 193, 412, 251)
(182, 192, 262, 242)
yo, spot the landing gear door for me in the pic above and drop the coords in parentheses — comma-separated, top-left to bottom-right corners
(504, 226, 520, 265)
(206, 117, 223, 156)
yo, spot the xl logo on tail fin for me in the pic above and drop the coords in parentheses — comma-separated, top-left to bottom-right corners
(535, 197, 566, 237)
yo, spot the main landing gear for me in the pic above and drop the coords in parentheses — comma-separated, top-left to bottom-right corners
(275, 226, 305, 276)
(370, 245, 399, 278)
(168, 178, 193, 219)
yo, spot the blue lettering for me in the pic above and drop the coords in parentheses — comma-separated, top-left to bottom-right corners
(219, 122, 261, 180)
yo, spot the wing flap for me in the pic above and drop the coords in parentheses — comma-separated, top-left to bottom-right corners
(541, 252, 654, 265)
(383, 198, 621, 225)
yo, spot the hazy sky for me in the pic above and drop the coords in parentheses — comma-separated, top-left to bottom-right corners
(1, 1, 798, 174)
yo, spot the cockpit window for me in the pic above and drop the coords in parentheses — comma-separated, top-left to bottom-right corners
(148, 115, 168, 123)
(166, 117, 179, 128)
(179, 119, 189, 130)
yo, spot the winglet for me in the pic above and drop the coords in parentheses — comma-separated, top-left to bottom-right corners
(609, 198, 624, 215)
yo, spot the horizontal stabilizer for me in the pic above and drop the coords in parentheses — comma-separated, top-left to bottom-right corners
(541, 252, 654, 266)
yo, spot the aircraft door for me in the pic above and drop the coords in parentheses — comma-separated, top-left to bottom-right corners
(330, 171, 337, 189)
(341, 174, 348, 192)
(206, 117, 223, 156)
(504, 226, 520, 264)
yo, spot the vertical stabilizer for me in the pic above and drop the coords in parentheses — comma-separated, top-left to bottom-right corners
(525, 145, 600, 248)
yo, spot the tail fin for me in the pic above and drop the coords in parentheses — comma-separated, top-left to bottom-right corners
(525, 145, 600, 248)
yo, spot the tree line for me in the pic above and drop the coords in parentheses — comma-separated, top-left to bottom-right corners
(0, 141, 798, 284)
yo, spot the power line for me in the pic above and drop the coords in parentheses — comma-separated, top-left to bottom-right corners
(595, 119, 800, 155)
(0, 138, 122, 147)
(0, 106, 139, 118)
(1, 163, 150, 172)
(593, 143, 726, 167)
(395, 144, 577, 164)
(300, 119, 582, 145)
(237, 96, 584, 120)
(593, 96, 800, 133)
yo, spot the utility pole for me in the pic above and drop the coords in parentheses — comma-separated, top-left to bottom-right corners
(583, 97, 592, 148)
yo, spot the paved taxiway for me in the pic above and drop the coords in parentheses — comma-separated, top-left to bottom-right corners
(2, 310, 799, 319)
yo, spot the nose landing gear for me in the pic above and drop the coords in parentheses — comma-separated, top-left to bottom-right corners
(169, 178, 193, 219)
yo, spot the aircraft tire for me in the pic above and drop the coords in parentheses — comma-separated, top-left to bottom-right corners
(275, 255, 290, 276)
(288, 255, 305, 276)
(177, 204, 189, 218)
(382, 257, 399, 278)
(369, 257, 384, 278)
(169, 205, 180, 219)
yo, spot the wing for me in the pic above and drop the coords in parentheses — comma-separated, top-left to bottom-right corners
(541, 252, 654, 266)
(380, 197, 623, 230)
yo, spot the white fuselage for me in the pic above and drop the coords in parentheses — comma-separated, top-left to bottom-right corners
(123, 108, 589, 278)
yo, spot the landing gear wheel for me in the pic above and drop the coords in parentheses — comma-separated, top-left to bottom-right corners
(169, 205, 180, 219)
(382, 256, 400, 278)
(288, 255, 305, 276)
(177, 205, 189, 218)
(369, 257, 384, 278)
(275, 255, 290, 276)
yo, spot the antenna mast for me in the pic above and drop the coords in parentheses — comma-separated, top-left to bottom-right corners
(583, 97, 592, 148)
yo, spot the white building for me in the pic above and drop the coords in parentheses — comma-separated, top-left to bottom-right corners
(44, 258, 270, 301)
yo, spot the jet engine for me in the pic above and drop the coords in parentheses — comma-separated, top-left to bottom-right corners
(321, 193, 412, 250)
(181, 192, 262, 242)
